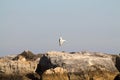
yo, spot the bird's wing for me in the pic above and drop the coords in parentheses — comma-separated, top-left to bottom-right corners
(59, 38, 61, 46)
(59, 37, 66, 46)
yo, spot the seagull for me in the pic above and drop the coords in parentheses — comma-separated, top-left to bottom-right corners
(59, 37, 66, 46)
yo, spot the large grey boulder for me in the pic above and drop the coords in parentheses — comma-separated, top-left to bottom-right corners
(36, 51, 119, 80)
(37, 51, 118, 73)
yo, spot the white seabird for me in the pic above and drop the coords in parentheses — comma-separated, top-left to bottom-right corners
(59, 37, 66, 46)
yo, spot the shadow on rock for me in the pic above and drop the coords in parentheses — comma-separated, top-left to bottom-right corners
(26, 73, 41, 80)
(35, 55, 57, 75)
(115, 56, 120, 72)
(114, 73, 120, 80)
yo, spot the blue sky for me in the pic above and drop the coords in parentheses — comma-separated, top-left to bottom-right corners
(0, 0, 120, 56)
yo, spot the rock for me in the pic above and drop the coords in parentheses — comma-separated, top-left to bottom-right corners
(0, 59, 38, 75)
(36, 51, 119, 80)
(44, 67, 67, 74)
(115, 56, 120, 72)
(17, 55, 26, 62)
(42, 67, 69, 80)
(0, 51, 40, 75)
(0, 51, 120, 80)
(0, 50, 43, 80)
(13, 50, 37, 61)
(114, 73, 120, 80)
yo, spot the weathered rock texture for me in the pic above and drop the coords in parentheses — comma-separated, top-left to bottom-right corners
(0, 59, 37, 75)
(42, 67, 69, 80)
(13, 50, 41, 61)
(0, 51, 41, 75)
(36, 51, 119, 80)
(0, 51, 41, 80)
(0, 51, 120, 80)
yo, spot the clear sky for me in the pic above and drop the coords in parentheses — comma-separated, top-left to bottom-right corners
(0, 0, 120, 56)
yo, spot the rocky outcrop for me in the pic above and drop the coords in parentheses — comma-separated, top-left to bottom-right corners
(13, 50, 41, 61)
(36, 51, 119, 80)
(0, 51, 42, 80)
(42, 67, 69, 80)
(0, 51, 120, 80)
(0, 51, 43, 75)
(0, 57, 37, 75)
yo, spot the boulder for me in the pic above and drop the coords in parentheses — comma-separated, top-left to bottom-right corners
(13, 50, 37, 61)
(0, 59, 38, 75)
(36, 51, 119, 80)
(0, 50, 42, 80)
(42, 67, 69, 80)
(44, 67, 67, 74)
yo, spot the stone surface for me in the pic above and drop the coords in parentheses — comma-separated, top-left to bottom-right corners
(0, 50, 41, 75)
(36, 51, 119, 80)
(115, 56, 120, 72)
(44, 67, 67, 74)
(13, 50, 41, 61)
(0, 58, 38, 75)
(41, 67, 69, 80)
(0, 51, 120, 80)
